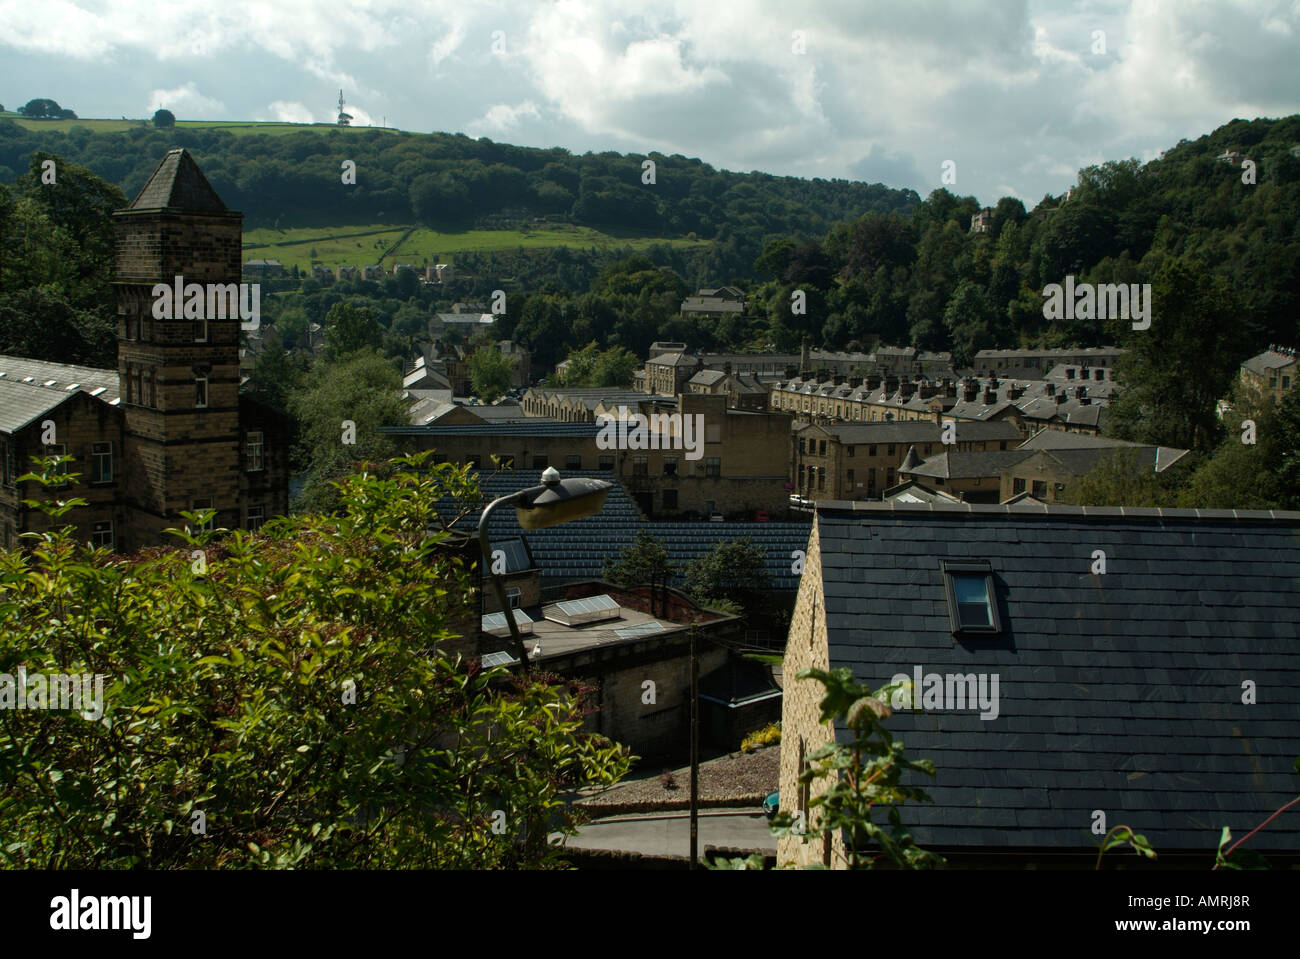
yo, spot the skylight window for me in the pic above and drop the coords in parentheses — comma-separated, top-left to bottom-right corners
(942, 561, 1001, 635)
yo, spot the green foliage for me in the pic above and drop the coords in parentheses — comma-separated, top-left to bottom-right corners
(1094, 825, 1157, 869)
(1106, 257, 1249, 451)
(287, 348, 408, 513)
(603, 529, 675, 589)
(740, 722, 781, 753)
(151, 109, 175, 129)
(554, 341, 639, 388)
(769, 668, 943, 869)
(468, 345, 516, 403)
(0, 453, 631, 868)
(323, 302, 383, 362)
(681, 536, 771, 610)
(1061, 447, 1184, 508)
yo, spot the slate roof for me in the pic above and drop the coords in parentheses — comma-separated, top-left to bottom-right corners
(805, 420, 1022, 445)
(383, 421, 599, 437)
(1017, 430, 1139, 450)
(813, 502, 1300, 853)
(438, 470, 812, 590)
(903, 449, 1035, 479)
(0, 379, 74, 434)
(1241, 350, 1297, 375)
(129, 149, 227, 212)
(0, 354, 121, 405)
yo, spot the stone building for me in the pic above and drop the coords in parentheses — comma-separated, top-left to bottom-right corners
(0, 149, 288, 552)
(793, 420, 1023, 502)
(1239, 346, 1297, 405)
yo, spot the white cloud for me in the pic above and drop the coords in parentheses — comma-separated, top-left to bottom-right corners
(467, 100, 541, 135)
(264, 100, 314, 123)
(145, 82, 225, 118)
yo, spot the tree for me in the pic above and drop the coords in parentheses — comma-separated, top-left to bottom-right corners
(152, 109, 176, 128)
(603, 530, 676, 617)
(468, 345, 516, 403)
(942, 280, 997, 369)
(18, 98, 65, 119)
(323, 302, 383, 362)
(0, 453, 631, 868)
(288, 348, 409, 512)
(555, 342, 638, 388)
(1060, 447, 1183, 508)
(681, 536, 770, 610)
(1106, 258, 1250, 451)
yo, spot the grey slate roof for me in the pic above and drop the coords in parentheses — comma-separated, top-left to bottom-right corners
(382, 421, 600, 437)
(813, 503, 1300, 853)
(1241, 350, 1296, 375)
(1017, 430, 1139, 450)
(0, 379, 72, 434)
(806, 420, 1022, 445)
(0, 354, 121, 405)
(904, 449, 1035, 479)
(129, 149, 227, 212)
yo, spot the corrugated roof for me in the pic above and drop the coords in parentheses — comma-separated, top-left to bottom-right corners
(813, 505, 1300, 852)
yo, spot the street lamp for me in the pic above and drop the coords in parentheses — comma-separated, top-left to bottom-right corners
(479, 467, 612, 666)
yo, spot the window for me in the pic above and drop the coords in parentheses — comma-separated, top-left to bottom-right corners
(1270, 376, 1278, 387)
(195, 377, 208, 409)
(846, 469, 854, 488)
(195, 315, 208, 343)
(886, 468, 895, 487)
(598, 454, 615, 471)
(819, 440, 827, 455)
(91, 442, 113, 484)
(467, 454, 482, 468)
(506, 586, 521, 609)
(1285, 376, 1292, 390)
(818, 467, 825, 490)
(632, 455, 648, 475)
(1013, 477, 1026, 495)
(868, 444, 877, 456)
(662, 489, 678, 510)
(565, 454, 582, 471)
(246, 431, 264, 472)
(531, 455, 548, 469)
(496, 454, 515, 469)
(943, 561, 1001, 635)
(868, 468, 876, 488)
(706, 457, 721, 478)
(89, 521, 113, 549)
(2, 440, 14, 486)
(847, 445, 855, 457)
(1032, 480, 1047, 498)
(662, 456, 678, 476)
(798, 438, 806, 454)
(887, 444, 896, 456)
(247, 505, 264, 532)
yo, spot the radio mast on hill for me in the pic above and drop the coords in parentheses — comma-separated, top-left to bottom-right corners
(337, 90, 353, 126)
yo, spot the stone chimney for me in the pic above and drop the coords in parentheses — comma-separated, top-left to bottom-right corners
(963, 382, 979, 402)
(1065, 367, 1076, 380)
(900, 381, 918, 400)
(918, 383, 938, 399)
(982, 388, 997, 405)
(833, 374, 846, 386)
(866, 375, 883, 391)
(1074, 385, 1087, 399)
(1008, 384, 1025, 401)
(848, 376, 863, 389)
(724, 361, 732, 375)
(800, 336, 810, 374)
(1045, 383, 1056, 396)
(1055, 392, 1068, 405)
(785, 364, 798, 379)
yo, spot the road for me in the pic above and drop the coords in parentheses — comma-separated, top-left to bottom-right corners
(556, 809, 776, 857)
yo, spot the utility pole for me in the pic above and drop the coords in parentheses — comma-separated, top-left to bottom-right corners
(689, 622, 700, 868)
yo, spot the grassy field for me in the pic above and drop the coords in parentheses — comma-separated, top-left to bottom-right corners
(0, 114, 401, 137)
(244, 222, 707, 271)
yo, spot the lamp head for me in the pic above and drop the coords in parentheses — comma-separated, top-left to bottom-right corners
(515, 473, 612, 530)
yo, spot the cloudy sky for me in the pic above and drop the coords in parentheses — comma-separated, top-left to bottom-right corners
(1, 0, 1297, 205)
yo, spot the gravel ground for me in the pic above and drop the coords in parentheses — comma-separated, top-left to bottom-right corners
(576, 743, 779, 815)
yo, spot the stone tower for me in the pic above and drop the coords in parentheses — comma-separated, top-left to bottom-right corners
(112, 149, 244, 549)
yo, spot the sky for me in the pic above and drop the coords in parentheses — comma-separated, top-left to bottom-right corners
(1, 0, 1297, 206)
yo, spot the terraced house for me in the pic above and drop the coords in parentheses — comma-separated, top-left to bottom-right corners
(0, 149, 288, 552)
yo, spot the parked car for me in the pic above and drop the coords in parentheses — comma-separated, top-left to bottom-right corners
(762, 791, 779, 819)
(708, 512, 724, 522)
(754, 509, 770, 522)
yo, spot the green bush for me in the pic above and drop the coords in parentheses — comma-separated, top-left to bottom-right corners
(0, 452, 630, 868)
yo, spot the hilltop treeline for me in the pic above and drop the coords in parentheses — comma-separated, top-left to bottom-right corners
(0, 119, 915, 275)
(747, 115, 1300, 366)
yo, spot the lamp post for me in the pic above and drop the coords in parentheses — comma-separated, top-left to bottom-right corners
(478, 467, 612, 667)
